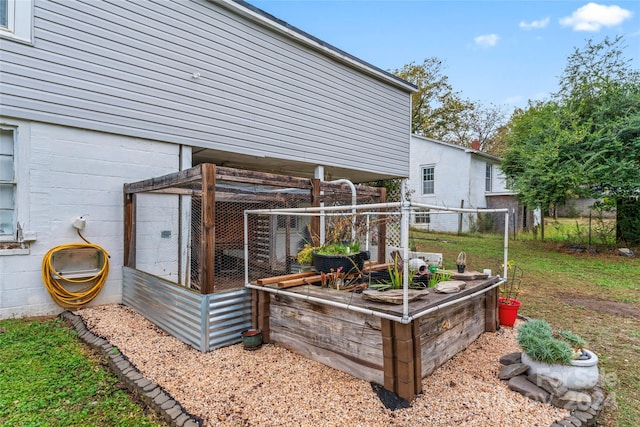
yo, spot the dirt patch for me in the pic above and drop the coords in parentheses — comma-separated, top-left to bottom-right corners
(561, 295, 640, 319)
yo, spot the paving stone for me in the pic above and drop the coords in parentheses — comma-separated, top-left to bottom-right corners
(590, 388, 605, 411)
(154, 392, 170, 406)
(499, 352, 521, 365)
(182, 420, 200, 427)
(145, 387, 162, 400)
(165, 404, 183, 420)
(135, 378, 151, 389)
(573, 410, 592, 423)
(557, 419, 575, 427)
(143, 382, 158, 392)
(161, 399, 176, 410)
(110, 354, 124, 364)
(566, 415, 582, 426)
(499, 363, 529, 380)
(528, 373, 568, 397)
(116, 360, 130, 371)
(508, 375, 550, 403)
(126, 371, 143, 382)
(552, 390, 592, 411)
(173, 413, 189, 427)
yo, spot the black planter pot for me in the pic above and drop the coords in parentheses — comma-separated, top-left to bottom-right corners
(457, 264, 466, 273)
(312, 251, 369, 274)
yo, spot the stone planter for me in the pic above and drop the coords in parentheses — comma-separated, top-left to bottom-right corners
(521, 349, 599, 390)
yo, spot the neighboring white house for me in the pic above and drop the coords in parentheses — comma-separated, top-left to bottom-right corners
(408, 135, 522, 233)
(0, 0, 415, 318)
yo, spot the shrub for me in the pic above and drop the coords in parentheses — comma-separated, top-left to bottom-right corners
(517, 319, 586, 365)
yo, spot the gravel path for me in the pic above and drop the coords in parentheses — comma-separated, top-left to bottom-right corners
(77, 304, 569, 427)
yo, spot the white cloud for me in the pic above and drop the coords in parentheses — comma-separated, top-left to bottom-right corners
(519, 17, 550, 30)
(560, 3, 633, 31)
(474, 34, 499, 48)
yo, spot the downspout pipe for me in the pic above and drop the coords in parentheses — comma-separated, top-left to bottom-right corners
(328, 179, 357, 241)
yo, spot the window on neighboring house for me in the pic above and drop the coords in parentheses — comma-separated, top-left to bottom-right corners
(0, 127, 16, 239)
(415, 210, 430, 224)
(421, 166, 435, 195)
(0, 0, 33, 42)
(485, 163, 493, 192)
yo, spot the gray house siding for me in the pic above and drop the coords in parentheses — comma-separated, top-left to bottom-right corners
(1, 0, 412, 178)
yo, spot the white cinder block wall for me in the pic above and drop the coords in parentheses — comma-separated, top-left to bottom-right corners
(0, 120, 181, 318)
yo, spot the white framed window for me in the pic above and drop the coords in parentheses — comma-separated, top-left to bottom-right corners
(415, 210, 430, 224)
(0, 0, 33, 43)
(421, 165, 435, 195)
(0, 127, 16, 240)
(485, 163, 493, 192)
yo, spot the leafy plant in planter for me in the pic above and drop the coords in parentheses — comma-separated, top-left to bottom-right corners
(427, 270, 452, 288)
(303, 215, 370, 274)
(456, 251, 467, 273)
(517, 319, 599, 390)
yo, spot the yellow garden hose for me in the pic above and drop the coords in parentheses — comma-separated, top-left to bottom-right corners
(42, 233, 110, 309)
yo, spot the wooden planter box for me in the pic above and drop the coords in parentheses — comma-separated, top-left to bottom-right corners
(252, 276, 499, 402)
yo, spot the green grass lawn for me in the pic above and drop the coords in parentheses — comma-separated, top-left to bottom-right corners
(411, 227, 640, 427)
(0, 316, 164, 427)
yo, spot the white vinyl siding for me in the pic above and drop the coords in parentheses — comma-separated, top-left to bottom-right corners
(0, 0, 412, 179)
(0, 127, 16, 239)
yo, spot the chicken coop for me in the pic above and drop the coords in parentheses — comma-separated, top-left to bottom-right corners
(122, 164, 386, 351)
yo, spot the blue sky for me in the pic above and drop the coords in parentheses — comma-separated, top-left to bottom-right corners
(249, 1, 640, 110)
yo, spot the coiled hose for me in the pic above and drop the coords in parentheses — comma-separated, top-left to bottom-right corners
(42, 231, 110, 309)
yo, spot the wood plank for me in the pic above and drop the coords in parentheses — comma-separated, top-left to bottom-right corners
(271, 275, 323, 288)
(256, 271, 317, 285)
(363, 262, 392, 272)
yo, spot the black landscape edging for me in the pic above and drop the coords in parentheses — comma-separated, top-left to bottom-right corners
(60, 310, 203, 427)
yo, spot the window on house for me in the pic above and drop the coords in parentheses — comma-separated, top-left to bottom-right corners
(0, 127, 16, 238)
(0, 0, 33, 42)
(0, 0, 8, 29)
(415, 210, 430, 224)
(485, 163, 493, 192)
(421, 166, 434, 195)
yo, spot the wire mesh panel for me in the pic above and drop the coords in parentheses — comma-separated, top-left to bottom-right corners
(125, 164, 386, 293)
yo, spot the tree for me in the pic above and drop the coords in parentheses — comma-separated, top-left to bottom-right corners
(392, 58, 474, 140)
(502, 36, 640, 243)
(451, 103, 509, 153)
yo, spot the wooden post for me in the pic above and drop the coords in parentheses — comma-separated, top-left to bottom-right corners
(381, 318, 421, 402)
(252, 289, 271, 343)
(123, 192, 136, 268)
(200, 164, 216, 294)
(485, 286, 499, 332)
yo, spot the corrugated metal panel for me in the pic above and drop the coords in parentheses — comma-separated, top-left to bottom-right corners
(207, 289, 253, 350)
(123, 267, 203, 350)
(122, 267, 253, 352)
(0, 0, 411, 178)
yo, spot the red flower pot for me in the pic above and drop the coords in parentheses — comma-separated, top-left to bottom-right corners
(498, 297, 521, 327)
